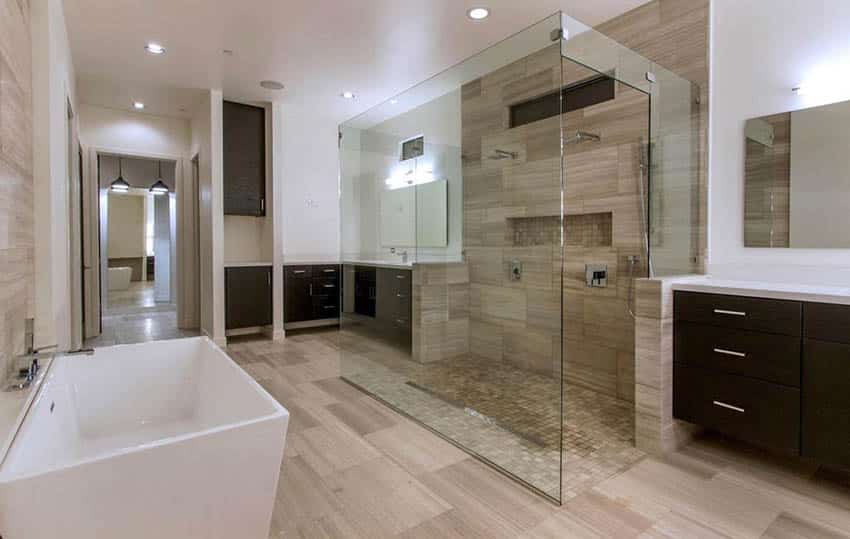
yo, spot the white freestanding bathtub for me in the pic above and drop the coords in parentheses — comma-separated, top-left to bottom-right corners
(107, 266, 133, 290)
(0, 337, 289, 539)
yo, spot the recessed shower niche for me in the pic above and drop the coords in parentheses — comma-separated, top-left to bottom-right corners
(507, 213, 613, 247)
(338, 12, 700, 503)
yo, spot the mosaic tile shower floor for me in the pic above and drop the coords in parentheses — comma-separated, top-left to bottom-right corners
(338, 329, 644, 500)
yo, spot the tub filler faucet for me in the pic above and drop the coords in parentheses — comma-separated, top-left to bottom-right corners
(5, 318, 56, 392)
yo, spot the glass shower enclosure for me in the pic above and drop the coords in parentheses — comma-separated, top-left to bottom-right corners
(339, 12, 700, 503)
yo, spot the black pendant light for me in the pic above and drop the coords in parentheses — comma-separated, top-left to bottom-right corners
(110, 157, 130, 192)
(149, 160, 169, 195)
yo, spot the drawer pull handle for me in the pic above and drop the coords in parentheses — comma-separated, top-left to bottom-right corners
(397, 293, 406, 298)
(323, 269, 336, 273)
(293, 270, 306, 274)
(396, 318, 407, 324)
(713, 400, 745, 413)
(714, 309, 746, 316)
(396, 275, 406, 280)
(324, 305, 336, 310)
(323, 284, 335, 288)
(713, 347, 747, 358)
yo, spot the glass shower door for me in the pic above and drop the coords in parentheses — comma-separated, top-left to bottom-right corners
(339, 14, 566, 503)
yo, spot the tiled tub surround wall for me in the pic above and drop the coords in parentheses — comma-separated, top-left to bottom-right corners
(462, 44, 649, 404)
(0, 0, 34, 386)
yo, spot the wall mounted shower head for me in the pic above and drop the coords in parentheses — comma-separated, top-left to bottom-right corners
(569, 131, 601, 143)
(489, 149, 519, 160)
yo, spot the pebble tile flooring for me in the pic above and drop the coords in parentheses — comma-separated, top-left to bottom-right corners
(338, 329, 643, 500)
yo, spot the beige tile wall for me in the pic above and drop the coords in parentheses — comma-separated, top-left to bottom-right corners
(634, 277, 700, 455)
(461, 45, 650, 403)
(412, 263, 470, 364)
(0, 0, 34, 384)
(596, 0, 710, 271)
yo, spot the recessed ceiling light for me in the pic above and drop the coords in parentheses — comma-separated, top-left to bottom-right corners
(341, 91, 356, 99)
(133, 101, 145, 110)
(467, 7, 490, 20)
(260, 80, 285, 90)
(144, 42, 165, 55)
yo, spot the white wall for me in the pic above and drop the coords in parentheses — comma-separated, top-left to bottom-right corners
(79, 104, 190, 157)
(279, 108, 340, 261)
(31, 0, 77, 350)
(788, 102, 850, 248)
(709, 0, 850, 285)
(106, 193, 145, 258)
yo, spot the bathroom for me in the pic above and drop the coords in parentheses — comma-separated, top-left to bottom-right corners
(3, 0, 850, 537)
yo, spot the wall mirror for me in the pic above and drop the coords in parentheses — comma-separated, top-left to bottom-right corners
(744, 99, 850, 248)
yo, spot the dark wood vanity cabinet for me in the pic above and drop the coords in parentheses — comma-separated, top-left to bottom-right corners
(376, 268, 412, 346)
(802, 303, 850, 468)
(284, 265, 340, 328)
(674, 291, 850, 467)
(225, 266, 272, 330)
(341, 264, 412, 349)
(223, 101, 266, 216)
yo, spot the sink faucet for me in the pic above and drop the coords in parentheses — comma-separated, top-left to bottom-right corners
(390, 248, 409, 264)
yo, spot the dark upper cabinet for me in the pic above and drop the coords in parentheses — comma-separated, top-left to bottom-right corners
(225, 266, 272, 330)
(223, 101, 266, 216)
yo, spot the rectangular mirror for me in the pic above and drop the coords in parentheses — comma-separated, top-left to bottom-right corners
(380, 179, 448, 248)
(744, 99, 850, 248)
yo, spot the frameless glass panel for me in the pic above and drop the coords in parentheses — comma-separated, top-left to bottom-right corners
(558, 12, 702, 276)
(559, 54, 650, 493)
(339, 14, 565, 502)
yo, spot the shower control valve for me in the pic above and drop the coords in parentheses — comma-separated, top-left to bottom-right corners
(510, 259, 522, 281)
(585, 264, 608, 288)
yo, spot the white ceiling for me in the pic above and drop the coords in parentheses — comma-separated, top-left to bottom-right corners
(66, 0, 651, 122)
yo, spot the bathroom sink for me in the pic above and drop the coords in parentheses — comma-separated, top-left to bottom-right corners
(0, 337, 289, 539)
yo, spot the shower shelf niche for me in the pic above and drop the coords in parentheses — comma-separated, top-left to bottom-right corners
(507, 212, 613, 247)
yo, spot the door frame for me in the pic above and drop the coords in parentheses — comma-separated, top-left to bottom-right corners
(82, 146, 199, 334)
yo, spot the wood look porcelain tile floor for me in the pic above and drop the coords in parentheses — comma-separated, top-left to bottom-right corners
(225, 329, 850, 539)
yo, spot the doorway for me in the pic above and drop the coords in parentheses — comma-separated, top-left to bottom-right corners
(84, 153, 200, 347)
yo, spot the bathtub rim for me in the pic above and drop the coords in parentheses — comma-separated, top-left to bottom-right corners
(0, 336, 288, 484)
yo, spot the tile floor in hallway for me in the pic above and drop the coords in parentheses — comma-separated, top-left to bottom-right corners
(85, 282, 200, 347)
(226, 328, 850, 538)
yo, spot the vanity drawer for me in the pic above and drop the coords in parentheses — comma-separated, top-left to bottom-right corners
(804, 302, 850, 344)
(674, 291, 801, 336)
(285, 265, 312, 279)
(313, 265, 340, 278)
(675, 322, 801, 386)
(674, 364, 800, 455)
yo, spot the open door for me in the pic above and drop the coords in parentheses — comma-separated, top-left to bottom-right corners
(82, 145, 101, 339)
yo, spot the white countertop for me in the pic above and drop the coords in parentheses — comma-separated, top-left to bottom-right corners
(223, 261, 273, 268)
(671, 276, 850, 305)
(282, 259, 464, 270)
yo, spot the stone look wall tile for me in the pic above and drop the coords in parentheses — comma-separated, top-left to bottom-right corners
(0, 0, 33, 386)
